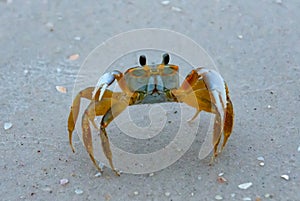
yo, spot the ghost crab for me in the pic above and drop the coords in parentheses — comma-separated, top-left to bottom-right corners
(68, 53, 234, 175)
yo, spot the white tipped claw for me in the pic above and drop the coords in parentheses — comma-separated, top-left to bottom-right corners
(92, 72, 116, 101)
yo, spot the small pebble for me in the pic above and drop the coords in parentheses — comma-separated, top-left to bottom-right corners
(23, 69, 29, 75)
(41, 187, 52, 192)
(238, 182, 253, 190)
(191, 192, 194, 196)
(257, 156, 264, 161)
(95, 172, 102, 177)
(218, 172, 224, 176)
(4, 122, 13, 130)
(56, 68, 62, 73)
(280, 174, 289, 181)
(133, 191, 139, 195)
(161, 0, 170, 5)
(165, 192, 171, 197)
(297, 145, 300, 152)
(59, 178, 69, 186)
(149, 173, 154, 177)
(75, 189, 83, 195)
(238, 34, 243, 39)
(74, 36, 81, 41)
(264, 193, 271, 198)
(267, 105, 272, 109)
(217, 176, 227, 183)
(197, 175, 202, 180)
(171, 6, 182, 12)
(215, 195, 223, 200)
(259, 162, 265, 167)
(243, 197, 251, 201)
(275, 0, 282, 4)
(104, 193, 111, 201)
(46, 22, 54, 31)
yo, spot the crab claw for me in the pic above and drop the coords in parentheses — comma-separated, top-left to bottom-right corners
(197, 68, 227, 121)
(92, 71, 120, 101)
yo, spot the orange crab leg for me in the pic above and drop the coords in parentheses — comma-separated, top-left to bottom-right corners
(222, 85, 234, 149)
(98, 94, 136, 176)
(67, 87, 113, 152)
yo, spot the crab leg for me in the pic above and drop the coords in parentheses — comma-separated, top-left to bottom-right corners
(80, 94, 122, 172)
(67, 87, 113, 152)
(98, 97, 132, 176)
(222, 86, 234, 150)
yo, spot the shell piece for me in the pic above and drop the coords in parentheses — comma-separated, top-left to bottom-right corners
(257, 156, 264, 161)
(56, 86, 67, 93)
(215, 195, 223, 200)
(75, 189, 83, 195)
(59, 178, 69, 185)
(69, 54, 79, 61)
(280, 174, 289, 181)
(161, 0, 170, 5)
(4, 122, 13, 130)
(238, 182, 253, 190)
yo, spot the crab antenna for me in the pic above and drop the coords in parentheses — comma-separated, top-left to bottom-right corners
(139, 55, 146, 66)
(162, 53, 170, 65)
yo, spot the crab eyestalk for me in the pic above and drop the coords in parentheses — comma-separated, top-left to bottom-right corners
(162, 53, 170, 65)
(139, 55, 146, 66)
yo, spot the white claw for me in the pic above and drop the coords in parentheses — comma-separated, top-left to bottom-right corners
(92, 72, 116, 101)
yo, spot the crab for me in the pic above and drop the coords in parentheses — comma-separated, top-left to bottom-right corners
(68, 53, 234, 176)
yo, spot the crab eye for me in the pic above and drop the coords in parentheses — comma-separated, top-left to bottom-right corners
(139, 55, 146, 66)
(162, 53, 170, 65)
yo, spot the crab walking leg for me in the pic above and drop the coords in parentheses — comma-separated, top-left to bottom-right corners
(80, 95, 123, 172)
(68, 87, 113, 152)
(99, 98, 131, 176)
(221, 94, 234, 150)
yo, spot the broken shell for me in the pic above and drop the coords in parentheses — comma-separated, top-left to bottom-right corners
(68, 54, 79, 61)
(59, 178, 69, 185)
(161, 0, 170, 5)
(257, 156, 264, 161)
(171, 6, 182, 12)
(56, 86, 67, 93)
(218, 172, 224, 176)
(4, 122, 13, 130)
(74, 189, 83, 195)
(238, 182, 253, 190)
(280, 174, 289, 181)
(95, 172, 102, 177)
(217, 176, 227, 183)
